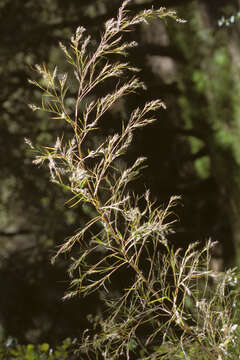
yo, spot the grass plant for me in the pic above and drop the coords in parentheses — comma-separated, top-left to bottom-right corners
(27, 1, 239, 358)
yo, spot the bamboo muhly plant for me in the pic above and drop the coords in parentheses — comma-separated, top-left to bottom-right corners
(27, 1, 239, 359)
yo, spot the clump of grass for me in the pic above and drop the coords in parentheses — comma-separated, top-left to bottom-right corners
(27, 1, 239, 359)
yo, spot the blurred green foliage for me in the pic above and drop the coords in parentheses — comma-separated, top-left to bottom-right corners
(0, 337, 77, 360)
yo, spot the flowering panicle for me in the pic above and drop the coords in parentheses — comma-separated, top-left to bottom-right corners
(27, 2, 238, 359)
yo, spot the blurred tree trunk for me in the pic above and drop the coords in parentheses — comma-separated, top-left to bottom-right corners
(132, 0, 240, 268)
